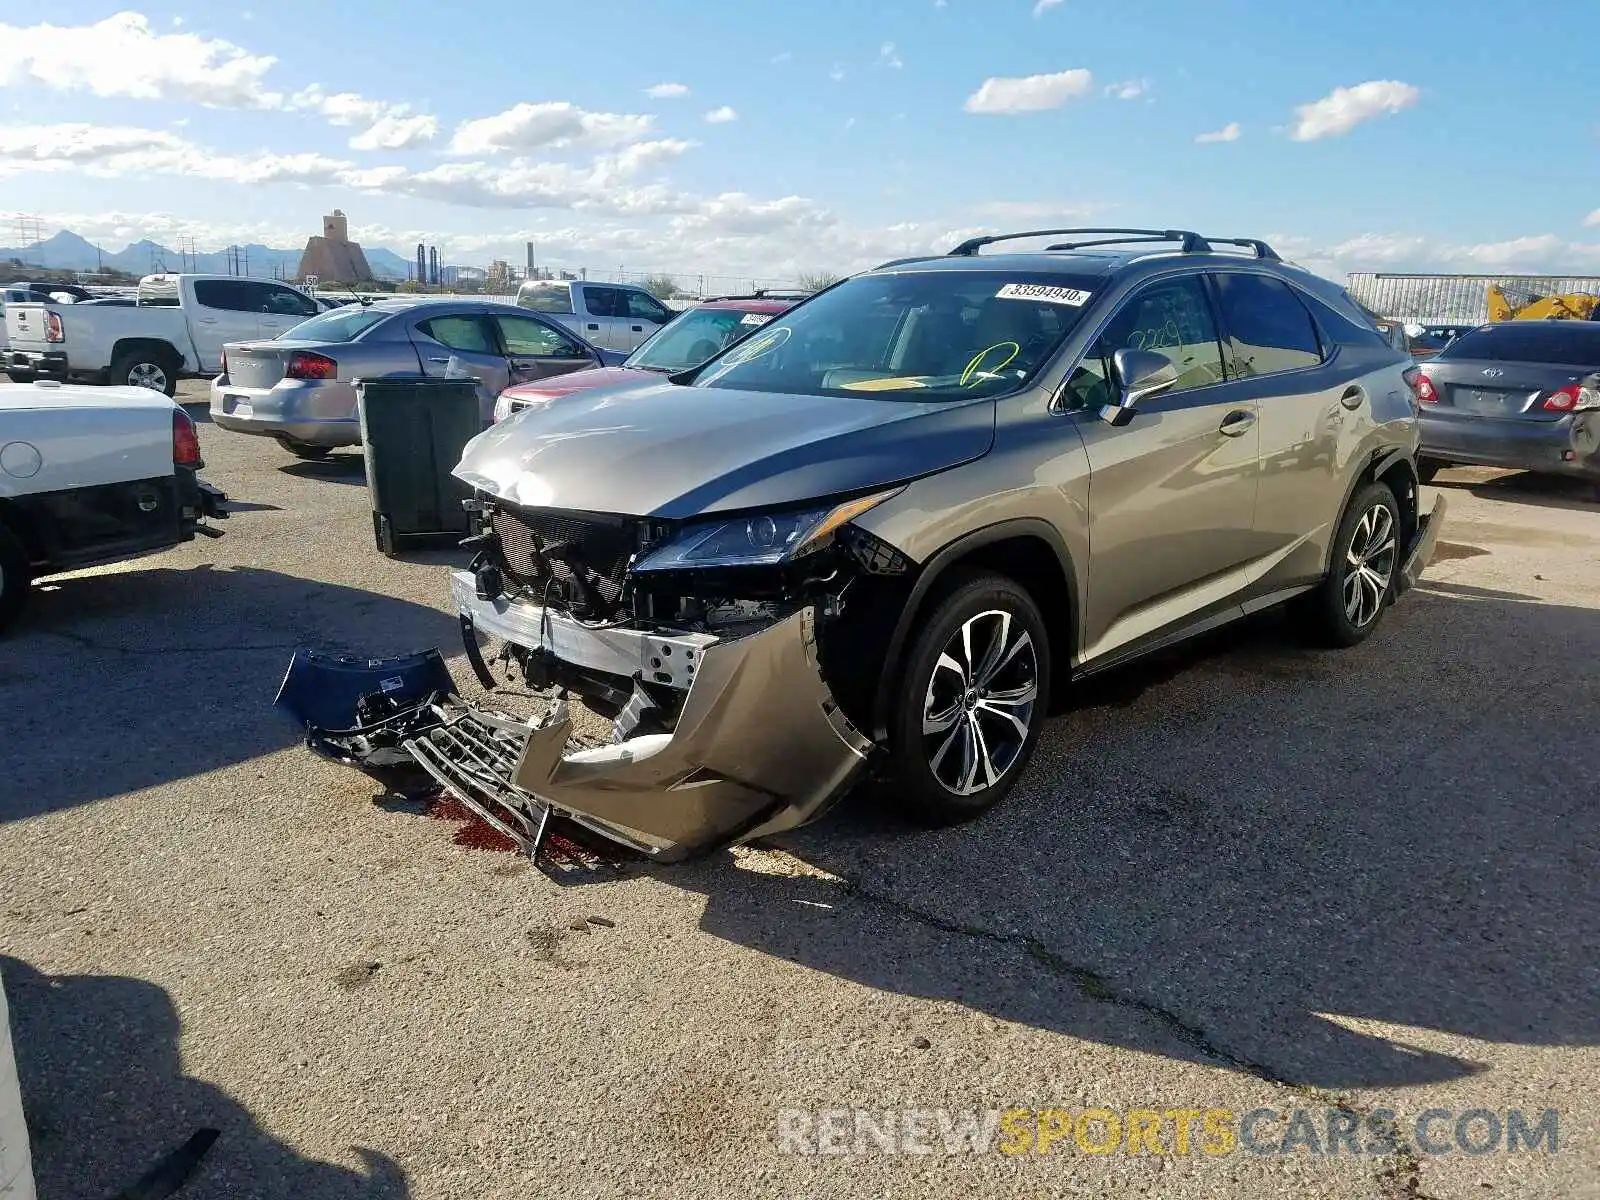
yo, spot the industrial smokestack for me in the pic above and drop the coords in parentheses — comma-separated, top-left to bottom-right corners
(415, 243, 426, 285)
(428, 246, 439, 286)
(526, 242, 535, 277)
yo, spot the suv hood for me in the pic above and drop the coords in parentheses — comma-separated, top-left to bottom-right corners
(454, 380, 995, 518)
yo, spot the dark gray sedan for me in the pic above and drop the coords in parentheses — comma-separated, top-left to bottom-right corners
(1416, 320, 1600, 498)
(209, 298, 623, 459)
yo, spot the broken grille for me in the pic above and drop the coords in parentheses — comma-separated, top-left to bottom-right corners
(490, 505, 639, 617)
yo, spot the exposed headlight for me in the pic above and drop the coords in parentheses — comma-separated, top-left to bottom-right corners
(632, 489, 900, 572)
(492, 392, 513, 424)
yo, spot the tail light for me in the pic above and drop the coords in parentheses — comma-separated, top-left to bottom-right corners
(172, 407, 202, 467)
(220, 347, 228, 378)
(1543, 384, 1581, 412)
(285, 351, 337, 380)
(492, 392, 513, 423)
(45, 312, 64, 343)
(1414, 371, 1440, 404)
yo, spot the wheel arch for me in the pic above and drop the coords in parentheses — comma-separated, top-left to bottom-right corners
(0, 496, 45, 567)
(1324, 447, 1418, 575)
(110, 338, 184, 372)
(868, 518, 1078, 741)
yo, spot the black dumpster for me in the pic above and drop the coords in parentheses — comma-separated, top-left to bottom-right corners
(356, 376, 484, 556)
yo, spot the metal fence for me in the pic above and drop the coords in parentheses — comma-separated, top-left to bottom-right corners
(1347, 272, 1600, 325)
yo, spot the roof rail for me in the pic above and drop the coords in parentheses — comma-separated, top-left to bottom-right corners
(949, 228, 1214, 256)
(948, 227, 1280, 261)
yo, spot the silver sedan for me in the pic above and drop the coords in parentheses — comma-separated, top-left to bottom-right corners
(209, 298, 622, 459)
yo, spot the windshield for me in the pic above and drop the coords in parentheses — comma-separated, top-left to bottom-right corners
(626, 307, 777, 372)
(691, 270, 1100, 399)
(279, 306, 392, 342)
(1436, 322, 1600, 365)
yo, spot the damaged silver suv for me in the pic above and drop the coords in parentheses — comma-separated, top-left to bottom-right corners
(299, 229, 1444, 863)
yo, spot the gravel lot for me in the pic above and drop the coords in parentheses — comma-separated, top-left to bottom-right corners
(2, 381, 1596, 1199)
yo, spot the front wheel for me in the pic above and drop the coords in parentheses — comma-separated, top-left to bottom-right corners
(1293, 481, 1402, 648)
(886, 571, 1051, 825)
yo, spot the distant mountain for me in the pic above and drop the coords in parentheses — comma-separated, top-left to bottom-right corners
(0, 228, 408, 281)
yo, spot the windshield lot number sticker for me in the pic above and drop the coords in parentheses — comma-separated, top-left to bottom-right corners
(996, 283, 1093, 307)
(740, 313, 771, 326)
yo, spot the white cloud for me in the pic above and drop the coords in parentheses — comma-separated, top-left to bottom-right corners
(1290, 80, 1420, 141)
(964, 69, 1093, 114)
(1105, 79, 1148, 101)
(0, 12, 281, 108)
(703, 106, 738, 124)
(1033, 0, 1065, 14)
(449, 102, 655, 154)
(644, 82, 690, 99)
(1583, 209, 1600, 227)
(770, 52, 792, 64)
(879, 42, 904, 69)
(830, 64, 847, 82)
(348, 112, 440, 151)
(0, 123, 187, 162)
(1195, 121, 1241, 143)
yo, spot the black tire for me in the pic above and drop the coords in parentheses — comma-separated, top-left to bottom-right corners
(5, 370, 36, 384)
(277, 437, 332, 460)
(109, 349, 177, 396)
(1293, 481, 1402, 648)
(1416, 457, 1444, 484)
(885, 570, 1052, 825)
(0, 522, 32, 635)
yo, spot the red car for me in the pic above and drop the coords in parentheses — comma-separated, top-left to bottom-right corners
(492, 293, 804, 422)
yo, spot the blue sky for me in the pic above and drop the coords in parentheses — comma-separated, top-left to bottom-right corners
(2, 0, 1597, 282)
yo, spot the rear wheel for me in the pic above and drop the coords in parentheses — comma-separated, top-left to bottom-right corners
(1293, 481, 1401, 648)
(109, 350, 177, 396)
(886, 571, 1051, 825)
(276, 437, 332, 460)
(0, 522, 32, 635)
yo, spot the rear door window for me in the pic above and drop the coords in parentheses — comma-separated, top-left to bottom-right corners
(1434, 323, 1600, 365)
(582, 286, 624, 318)
(192, 280, 253, 311)
(1211, 273, 1323, 376)
(417, 315, 497, 354)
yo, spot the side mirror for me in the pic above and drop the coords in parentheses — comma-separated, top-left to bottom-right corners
(1099, 348, 1179, 426)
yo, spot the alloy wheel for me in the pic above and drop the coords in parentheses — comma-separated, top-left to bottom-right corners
(921, 609, 1039, 796)
(1343, 503, 1397, 629)
(127, 362, 168, 391)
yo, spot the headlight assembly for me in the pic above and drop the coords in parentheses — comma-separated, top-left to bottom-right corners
(632, 489, 901, 572)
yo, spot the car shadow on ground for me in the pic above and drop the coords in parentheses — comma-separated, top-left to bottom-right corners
(279, 455, 368, 487)
(0, 563, 461, 822)
(659, 585, 1600, 1093)
(3, 955, 408, 1199)
(1434, 467, 1597, 512)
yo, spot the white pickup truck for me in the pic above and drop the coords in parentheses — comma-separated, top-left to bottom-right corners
(512, 280, 674, 352)
(0, 380, 226, 631)
(5, 274, 322, 396)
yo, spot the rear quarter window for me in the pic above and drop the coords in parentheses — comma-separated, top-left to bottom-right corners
(1435, 323, 1600, 365)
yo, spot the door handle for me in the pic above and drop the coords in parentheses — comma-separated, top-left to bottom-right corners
(198, 318, 218, 324)
(426, 355, 451, 363)
(631, 325, 643, 332)
(586, 323, 600, 331)
(1340, 385, 1366, 410)
(1218, 410, 1256, 436)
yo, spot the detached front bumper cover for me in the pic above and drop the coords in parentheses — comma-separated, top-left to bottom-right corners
(276, 607, 874, 863)
(1397, 487, 1446, 596)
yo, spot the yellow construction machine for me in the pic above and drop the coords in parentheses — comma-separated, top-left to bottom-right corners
(1485, 283, 1600, 322)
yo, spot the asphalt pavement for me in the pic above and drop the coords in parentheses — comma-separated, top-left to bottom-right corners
(1, 381, 1595, 1199)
